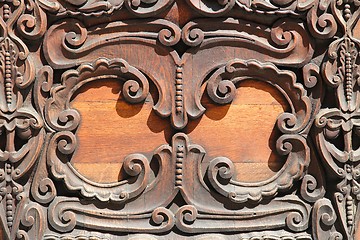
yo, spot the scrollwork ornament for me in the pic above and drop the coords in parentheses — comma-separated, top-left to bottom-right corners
(150, 207, 175, 232)
(17, 202, 46, 240)
(31, 177, 56, 204)
(312, 198, 343, 240)
(175, 205, 198, 232)
(47, 131, 150, 202)
(43, 19, 181, 69)
(37, 0, 174, 16)
(34, 66, 54, 132)
(181, 23, 204, 47)
(43, 58, 154, 203)
(49, 198, 175, 233)
(125, 0, 174, 17)
(307, 0, 337, 39)
(0, 0, 356, 237)
(303, 63, 321, 89)
(185, 0, 236, 16)
(206, 59, 312, 134)
(181, 18, 314, 67)
(15, 230, 29, 240)
(0, 2, 47, 237)
(45, 57, 150, 132)
(286, 211, 309, 232)
(206, 134, 309, 203)
(300, 174, 326, 203)
(16, 0, 47, 40)
(49, 199, 76, 233)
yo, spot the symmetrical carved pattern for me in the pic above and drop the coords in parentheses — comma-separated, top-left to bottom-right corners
(0, 0, 358, 239)
(0, 0, 46, 238)
(312, 0, 360, 238)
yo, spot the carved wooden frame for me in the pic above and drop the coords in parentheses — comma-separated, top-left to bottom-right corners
(0, 0, 359, 239)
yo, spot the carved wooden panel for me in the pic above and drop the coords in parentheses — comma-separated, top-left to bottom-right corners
(0, 0, 359, 239)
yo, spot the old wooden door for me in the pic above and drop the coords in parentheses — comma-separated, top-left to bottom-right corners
(0, 0, 358, 239)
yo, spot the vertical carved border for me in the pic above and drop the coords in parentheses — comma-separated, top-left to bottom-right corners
(0, 0, 359, 239)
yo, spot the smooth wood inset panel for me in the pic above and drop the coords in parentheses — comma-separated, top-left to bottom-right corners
(186, 80, 289, 183)
(71, 80, 172, 183)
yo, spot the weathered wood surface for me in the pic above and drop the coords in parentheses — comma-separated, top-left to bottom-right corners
(0, 0, 359, 239)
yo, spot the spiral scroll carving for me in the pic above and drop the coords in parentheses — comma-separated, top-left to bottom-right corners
(312, 199, 343, 239)
(1, 0, 357, 238)
(300, 174, 326, 203)
(206, 59, 312, 133)
(206, 135, 309, 203)
(47, 131, 151, 202)
(185, 0, 236, 16)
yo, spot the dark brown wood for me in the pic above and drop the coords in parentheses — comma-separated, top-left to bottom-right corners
(0, 0, 359, 239)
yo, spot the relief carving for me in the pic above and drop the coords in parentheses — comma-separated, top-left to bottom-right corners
(0, 0, 359, 239)
(202, 59, 313, 203)
(312, 0, 360, 238)
(45, 58, 151, 202)
(0, 0, 46, 238)
(43, 132, 312, 235)
(37, 0, 175, 16)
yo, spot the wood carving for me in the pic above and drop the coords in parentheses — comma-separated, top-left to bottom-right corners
(0, 0, 359, 239)
(312, 0, 360, 237)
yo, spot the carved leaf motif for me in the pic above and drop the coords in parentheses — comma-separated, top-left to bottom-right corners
(323, 37, 360, 112)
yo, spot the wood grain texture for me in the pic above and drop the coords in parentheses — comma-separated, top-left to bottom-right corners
(71, 80, 172, 183)
(187, 80, 288, 182)
(0, 0, 354, 238)
(71, 80, 288, 183)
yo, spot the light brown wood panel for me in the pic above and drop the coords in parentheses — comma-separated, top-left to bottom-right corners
(71, 79, 288, 184)
(71, 80, 173, 183)
(186, 80, 289, 183)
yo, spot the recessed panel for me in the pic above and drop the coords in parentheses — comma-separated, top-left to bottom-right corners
(71, 80, 171, 183)
(187, 80, 289, 183)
